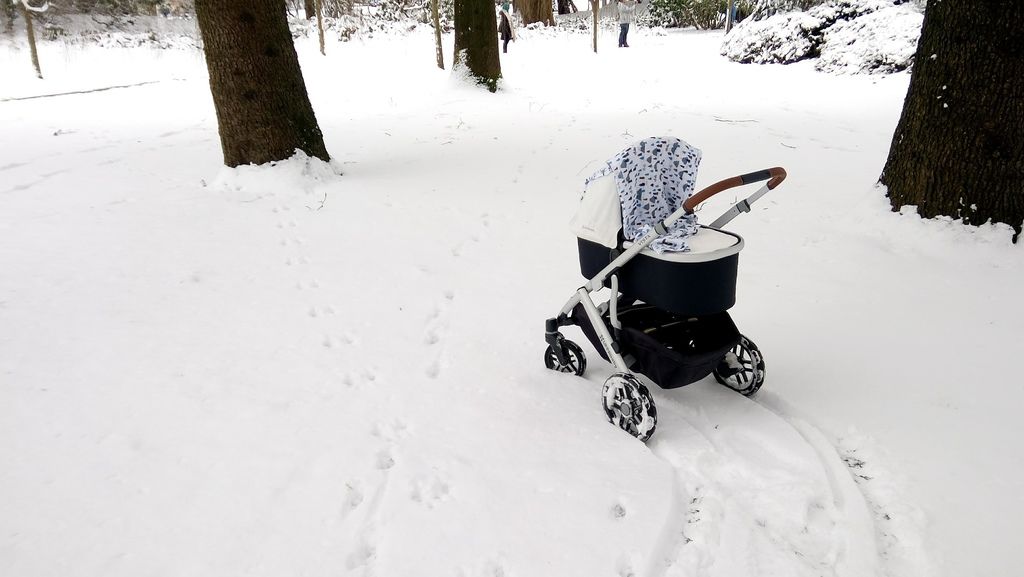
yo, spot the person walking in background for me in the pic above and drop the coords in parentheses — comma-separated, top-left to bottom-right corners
(499, 1, 516, 54)
(618, 0, 636, 48)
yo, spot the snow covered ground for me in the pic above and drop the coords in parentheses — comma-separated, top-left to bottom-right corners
(2, 25, 1022, 577)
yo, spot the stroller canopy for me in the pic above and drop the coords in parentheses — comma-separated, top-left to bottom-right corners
(575, 137, 702, 253)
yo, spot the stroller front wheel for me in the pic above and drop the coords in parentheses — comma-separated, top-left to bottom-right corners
(713, 334, 765, 396)
(544, 340, 587, 376)
(602, 373, 657, 442)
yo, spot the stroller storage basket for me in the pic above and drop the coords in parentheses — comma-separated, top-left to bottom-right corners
(572, 303, 741, 389)
(578, 237, 739, 316)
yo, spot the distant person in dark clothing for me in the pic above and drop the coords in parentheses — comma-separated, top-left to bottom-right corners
(499, 2, 516, 53)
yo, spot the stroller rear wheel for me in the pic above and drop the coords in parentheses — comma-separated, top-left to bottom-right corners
(544, 340, 587, 376)
(602, 373, 657, 442)
(713, 334, 765, 396)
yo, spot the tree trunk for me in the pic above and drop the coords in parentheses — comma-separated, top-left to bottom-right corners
(432, 0, 444, 69)
(19, 2, 42, 79)
(519, 0, 554, 26)
(3, 0, 16, 35)
(591, 0, 598, 53)
(315, 0, 325, 54)
(880, 1, 1024, 242)
(195, 0, 330, 167)
(304, 0, 315, 19)
(453, 0, 501, 92)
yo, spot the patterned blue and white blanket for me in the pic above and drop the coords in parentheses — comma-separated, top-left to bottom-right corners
(585, 137, 702, 253)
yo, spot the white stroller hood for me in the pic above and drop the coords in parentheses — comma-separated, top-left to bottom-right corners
(569, 174, 622, 249)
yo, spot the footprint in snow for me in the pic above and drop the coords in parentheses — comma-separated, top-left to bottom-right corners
(424, 360, 441, 379)
(340, 482, 364, 519)
(376, 449, 395, 470)
(616, 556, 636, 577)
(410, 476, 451, 508)
(370, 420, 409, 441)
(345, 542, 376, 571)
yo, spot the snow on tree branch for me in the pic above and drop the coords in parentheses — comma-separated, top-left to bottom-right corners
(13, 0, 49, 13)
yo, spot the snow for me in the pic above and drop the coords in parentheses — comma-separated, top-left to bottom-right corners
(722, 0, 923, 74)
(2, 22, 1023, 577)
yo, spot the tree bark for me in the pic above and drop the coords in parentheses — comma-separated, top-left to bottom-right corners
(19, 1, 42, 79)
(315, 0, 325, 55)
(880, 0, 1024, 241)
(304, 0, 315, 19)
(3, 0, 16, 35)
(432, 0, 444, 69)
(453, 0, 501, 92)
(519, 0, 554, 26)
(591, 0, 598, 53)
(195, 0, 330, 167)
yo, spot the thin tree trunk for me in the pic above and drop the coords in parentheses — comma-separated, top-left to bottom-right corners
(432, 0, 444, 69)
(315, 0, 325, 54)
(879, 0, 1024, 241)
(591, 0, 598, 53)
(195, 0, 330, 167)
(3, 0, 16, 35)
(453, 0, 501, 92)
(19, 2, 42, 79)
(304, 0, 315, 19)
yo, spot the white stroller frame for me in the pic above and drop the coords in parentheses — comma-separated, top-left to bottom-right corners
(544, 167, 787, 441)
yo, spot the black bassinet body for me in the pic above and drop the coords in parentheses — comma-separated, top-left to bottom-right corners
(577, 226, 744, 316)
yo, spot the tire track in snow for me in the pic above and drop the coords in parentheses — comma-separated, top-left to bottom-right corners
(637, 384, 886, 577)
(753, 395, 881, 577)
(755, 392, 936, 577)
(643, 398, 721, 577)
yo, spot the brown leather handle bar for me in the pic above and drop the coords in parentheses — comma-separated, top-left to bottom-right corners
(682, 167, 787, 213)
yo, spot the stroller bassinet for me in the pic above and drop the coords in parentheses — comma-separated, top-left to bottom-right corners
(544, 146, 786, 442)
(577, 225, 744, 316)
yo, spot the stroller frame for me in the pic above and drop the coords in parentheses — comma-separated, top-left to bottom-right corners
(544, 167, 787, 441)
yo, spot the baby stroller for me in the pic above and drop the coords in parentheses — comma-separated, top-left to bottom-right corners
(543, 138, 787, 442)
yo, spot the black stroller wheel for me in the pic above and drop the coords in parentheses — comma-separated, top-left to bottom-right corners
(713, 334, 765, 396)
(602, 373, 657, 442)
(544, 340, 587, 376)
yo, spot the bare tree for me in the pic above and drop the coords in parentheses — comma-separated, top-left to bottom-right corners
(590, 0, 598, 53)
(195, 0, 330, 167)
(431, 0, 444, 69)
(2, 0, 16, 34)
(879, 0, 1023, 241)
(315, 0, 325, 54)
(452, 0, 501, 91)
(15, 1, 45, 79)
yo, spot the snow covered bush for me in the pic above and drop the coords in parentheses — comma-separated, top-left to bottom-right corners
(722, 0, 922, 73)
(648, 0, 728, 30)
(815, 5, 922, 73)
(720, 10, 821, 62)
